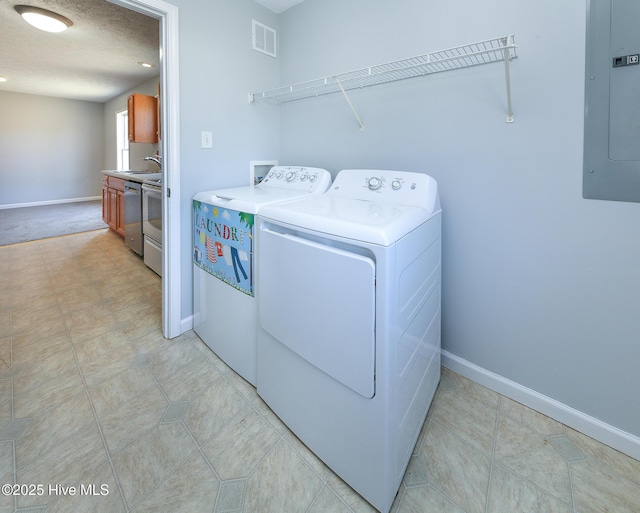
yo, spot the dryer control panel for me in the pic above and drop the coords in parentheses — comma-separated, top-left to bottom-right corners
(327, 169, 440, 213)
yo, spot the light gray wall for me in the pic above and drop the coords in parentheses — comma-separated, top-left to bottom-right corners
(172, 0, 280, 321)
(276, 0, 640, 439)
(0, 91, 104, 207)
(103, 76, 161, 172)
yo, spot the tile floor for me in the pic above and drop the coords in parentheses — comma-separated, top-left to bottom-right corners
(1, 229, 640, 513)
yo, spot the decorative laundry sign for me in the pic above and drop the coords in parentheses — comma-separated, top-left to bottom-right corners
(193, 200, 254, 296)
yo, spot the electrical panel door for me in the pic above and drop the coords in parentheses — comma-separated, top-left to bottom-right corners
(584, 0, 640, 202)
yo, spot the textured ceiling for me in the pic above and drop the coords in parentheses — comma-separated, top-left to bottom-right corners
(0, 0, 305, 103)
(0, 0, 159, 103)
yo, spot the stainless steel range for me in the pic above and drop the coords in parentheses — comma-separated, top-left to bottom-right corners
(142, 177, 162, 276)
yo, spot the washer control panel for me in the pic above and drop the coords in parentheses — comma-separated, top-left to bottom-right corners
(260, 166, 331, 192)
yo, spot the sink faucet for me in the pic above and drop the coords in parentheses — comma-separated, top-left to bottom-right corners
(143, 155, 162, 169)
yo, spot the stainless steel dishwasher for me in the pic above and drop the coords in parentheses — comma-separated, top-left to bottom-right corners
(124, 181, 143, 256)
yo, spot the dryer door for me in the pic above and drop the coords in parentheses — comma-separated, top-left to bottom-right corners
(260, 228, 376, 398)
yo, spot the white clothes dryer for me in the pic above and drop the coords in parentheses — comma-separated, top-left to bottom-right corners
(256, 169, 442, 513)
(192, 166, 331, 386)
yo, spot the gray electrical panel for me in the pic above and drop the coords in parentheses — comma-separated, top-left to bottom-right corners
(584, 0, 640, 202)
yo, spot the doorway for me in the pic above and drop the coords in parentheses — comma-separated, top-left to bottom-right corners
(110, 0, 181, 339)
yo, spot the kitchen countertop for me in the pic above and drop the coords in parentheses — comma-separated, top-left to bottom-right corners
(102, 170, 162, 184)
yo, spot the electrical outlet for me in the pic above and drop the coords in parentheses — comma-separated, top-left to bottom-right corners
(201, 131, 213, 148)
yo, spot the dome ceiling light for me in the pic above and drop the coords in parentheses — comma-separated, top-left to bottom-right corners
(14, 5, 73, 33)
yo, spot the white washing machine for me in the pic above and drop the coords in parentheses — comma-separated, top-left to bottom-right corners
(192, 166, 331, 385)
(256, 169, 442, 513)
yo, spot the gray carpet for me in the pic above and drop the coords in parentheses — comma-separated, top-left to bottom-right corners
(0, 200, 108, 246)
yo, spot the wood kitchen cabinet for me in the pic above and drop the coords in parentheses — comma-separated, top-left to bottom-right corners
(156, 82, 161, 141)
(128, 93, 158, 143)
(102, 175, 125, 237)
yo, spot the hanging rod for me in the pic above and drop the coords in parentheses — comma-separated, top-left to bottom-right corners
(249, 34, 517, 124)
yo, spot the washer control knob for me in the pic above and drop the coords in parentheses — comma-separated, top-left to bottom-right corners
(300, 174, 308, 181)
(368, 177, 383, 191)
(392, 180, 402, 190)
(275, 172, 283, 179)
(286, 171, 296, 182)
(309, 174, 317, 182)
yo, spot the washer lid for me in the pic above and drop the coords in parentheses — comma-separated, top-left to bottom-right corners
(259, 194, 438, 246)
(193, 186, 317, 214)
(192, 166, 332, 214)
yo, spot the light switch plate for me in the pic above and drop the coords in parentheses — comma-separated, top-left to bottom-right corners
(201, 131, 213, 149)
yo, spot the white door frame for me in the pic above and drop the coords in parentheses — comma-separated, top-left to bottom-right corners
(109, 0, 182, 338)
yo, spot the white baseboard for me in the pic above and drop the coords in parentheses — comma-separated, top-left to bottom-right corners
(442, 350, 640, 461)
(0, 196, 101, 210)
(180, 314, 194, 335)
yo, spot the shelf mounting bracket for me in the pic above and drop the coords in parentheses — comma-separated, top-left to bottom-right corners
(335, 77, 365, 132)
(502, 36, 515, 123)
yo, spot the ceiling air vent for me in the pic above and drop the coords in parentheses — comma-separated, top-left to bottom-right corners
(252, 20, 276, 57)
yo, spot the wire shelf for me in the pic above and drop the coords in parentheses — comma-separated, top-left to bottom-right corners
(250, 35, 517, 106)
